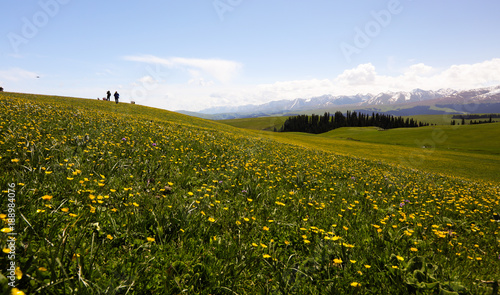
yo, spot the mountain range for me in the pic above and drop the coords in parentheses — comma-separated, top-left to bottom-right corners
(178, 85, 500, 119)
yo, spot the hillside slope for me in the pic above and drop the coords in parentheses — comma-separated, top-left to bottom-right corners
(1, 92, 499, 294)
(221, 116, 500, 183)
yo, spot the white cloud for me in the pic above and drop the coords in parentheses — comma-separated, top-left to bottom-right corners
(438, 59, 500, 87)
(117, 57, 500, 112)
(188, 77, 214, 87)
(335, 63, 377, 86)
(407, 63, 434, 76)
(0, 68, 38, 82)
(295, 58, 500, 97)
(199, 58, 500, 109)
(124, 55, 242, 83)
(138, 75, 156, 84)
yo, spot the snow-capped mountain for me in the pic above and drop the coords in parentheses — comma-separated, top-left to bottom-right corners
(199, 94, 371, 115)
(361, 88, 457, 105)
(192, 85, 500, 118)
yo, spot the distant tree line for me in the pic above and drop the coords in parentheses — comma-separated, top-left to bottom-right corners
(279, 111, 429, 134)
(451, 114, 500, 119)
(451, 114, 498, 125)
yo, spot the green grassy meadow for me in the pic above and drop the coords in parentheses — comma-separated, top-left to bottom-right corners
(1, 93, 500, 294)
(222, 116, 500, 184)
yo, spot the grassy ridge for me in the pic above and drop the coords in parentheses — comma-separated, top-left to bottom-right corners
(1, 93, 499, 294)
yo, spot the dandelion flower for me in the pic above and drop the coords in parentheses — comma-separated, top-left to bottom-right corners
(15, 267, 22, 279)
(333, 258, 343, 264)
(410, 247, 418, 252)
(107, 235, 113, 240)
(146, 237, 155, 242)
(263, 226, 269, 231)
(3, 248, 10, 253)
(11, 288, 25, 295)
(350, 282, 361, 287)
(364, 265, 371, 268)
(208, 217, 215, 223)
(1, 228, 13, 233)
(396, 255, 404, 261)
(263, 254, 271, 259)
(38, 267, 47, 272)
(41, 195, 53, 200)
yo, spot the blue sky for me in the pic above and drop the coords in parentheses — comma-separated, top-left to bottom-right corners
(2, 0, 500, 111)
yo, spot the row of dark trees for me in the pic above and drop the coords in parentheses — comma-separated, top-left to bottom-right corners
(451, 115, 498, 125)
(452, 119, 498, 125)
(452, 114, 500, 119)
(279, 111, 429, 134)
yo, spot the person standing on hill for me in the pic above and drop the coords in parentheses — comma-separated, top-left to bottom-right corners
(106, 90, 111, 101)
(114, 91, 119, 104)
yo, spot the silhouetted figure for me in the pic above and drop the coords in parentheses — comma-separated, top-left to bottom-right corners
(106, 90, 111, 101)
(0, 87, 3, 92)
(114, 91, 119, 104)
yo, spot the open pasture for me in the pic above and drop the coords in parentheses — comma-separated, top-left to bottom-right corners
(1, 93, 499, 294)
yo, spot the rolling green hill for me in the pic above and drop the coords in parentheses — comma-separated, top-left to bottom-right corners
(221, 115, 500, 183)
(323, 124, 500, 155)
(1, 92, 499, 294)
